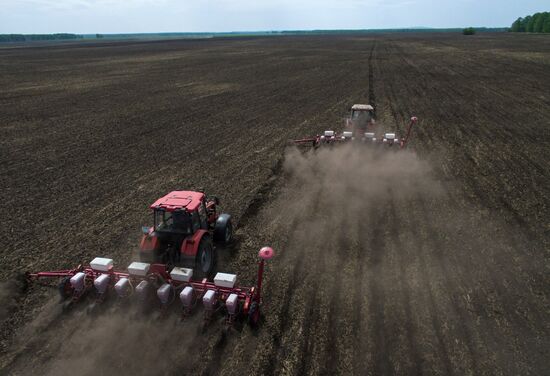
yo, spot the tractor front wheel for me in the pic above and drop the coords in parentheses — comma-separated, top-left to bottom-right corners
(195, 236, 216, 279)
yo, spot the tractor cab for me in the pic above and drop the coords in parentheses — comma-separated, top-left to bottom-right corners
(350, 104, 374, 121)
(347, 104, 375, 135)
(150, 191, 208, 237)
(140, 191, 233, 277)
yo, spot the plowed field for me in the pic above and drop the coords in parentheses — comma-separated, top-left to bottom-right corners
(0, 33, 548, 375)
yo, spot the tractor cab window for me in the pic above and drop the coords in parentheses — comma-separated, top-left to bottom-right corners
(155, 209, 191, 234)
(351, 110, 373, 124)
(352, 110, 371, 119)
(155, 210, 172, 231)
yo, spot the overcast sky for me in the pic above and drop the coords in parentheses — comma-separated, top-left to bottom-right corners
(1, 0, 548, 34)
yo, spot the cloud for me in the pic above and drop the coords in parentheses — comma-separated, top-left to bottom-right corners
(12, 0, 169, 12)
(14, 0, 89, 11)
(10, 0, 416, 13)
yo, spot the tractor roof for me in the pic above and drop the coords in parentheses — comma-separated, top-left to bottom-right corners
(150, 191, 204, 212)
(351, 104, 374, 111)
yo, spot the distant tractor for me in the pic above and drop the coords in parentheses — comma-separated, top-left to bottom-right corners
(293, 103, 417, 149)
(139, 191, 233, 277)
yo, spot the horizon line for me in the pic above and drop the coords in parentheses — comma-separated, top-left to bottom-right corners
(1, 26, 508, 35)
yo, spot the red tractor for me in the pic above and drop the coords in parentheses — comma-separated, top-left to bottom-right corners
(293, 104, 417, 149)
(139, 191, 233, 278)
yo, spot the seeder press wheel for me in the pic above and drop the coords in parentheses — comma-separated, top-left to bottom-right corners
(57, 276, 73, 300)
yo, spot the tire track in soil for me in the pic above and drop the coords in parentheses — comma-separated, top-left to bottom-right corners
(368, 41, 377, 116)
(416, 193, 544, 375)
(420, 193, 548, 374)
(401, 199, 455, 376)
(299, 161, 368, 375)
(335, 215, 361, 374)
(387, 198, 424, 375)
(351, 211, 372, 374)
(322, 216, 353, 375)
(273, 185, 331, 375)
(305, 215, 346, 375)
(262, 196, 325, 376)
(260, 215, 315, 371)
(295, 266, 324, 376)
(415, 197, 482, 375)
(365, 204, 391, 375)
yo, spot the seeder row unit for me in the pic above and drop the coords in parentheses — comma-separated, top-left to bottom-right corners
(293, 116, 418, 149)
(26, 247, 275, 327)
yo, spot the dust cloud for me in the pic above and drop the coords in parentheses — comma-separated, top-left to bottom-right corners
(0, 282, 17, 325)
(43, 312, 202, 376)
(0, 277, 27, 329)
(280, 144, 443, 224)
(5, 299, 208, 376)
(236, 144, 449, 374)
(246, 144, 547, 375)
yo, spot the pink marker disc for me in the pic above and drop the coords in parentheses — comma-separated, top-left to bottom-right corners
(258, 246, 275, 260)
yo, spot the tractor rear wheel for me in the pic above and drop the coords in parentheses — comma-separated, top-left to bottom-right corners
(222, 220, 233, 243)
(195, 236, 216, 279)
(214, 214, 233, 244)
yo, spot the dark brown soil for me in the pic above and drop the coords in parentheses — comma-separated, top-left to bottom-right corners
(0, 33, 548, 375)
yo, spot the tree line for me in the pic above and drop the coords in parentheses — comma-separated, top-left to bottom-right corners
(510, 12, 550, 33)
(0, 33, 81, 43)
